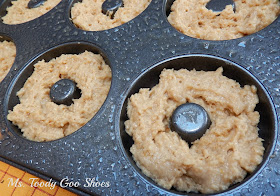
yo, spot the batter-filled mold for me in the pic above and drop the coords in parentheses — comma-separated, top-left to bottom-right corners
(6, 42, 111, 142)
(119, 55, 277, 195)
(70, 0, 152, 31)
(0, 35, 16, 82)
(166, 0, 280, 40)
(1, 0, 62, 24)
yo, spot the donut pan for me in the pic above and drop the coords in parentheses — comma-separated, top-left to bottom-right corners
(0, 0, 279, 195)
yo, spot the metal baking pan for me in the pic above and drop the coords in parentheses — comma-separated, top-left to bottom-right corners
(0, 0, 279, 195)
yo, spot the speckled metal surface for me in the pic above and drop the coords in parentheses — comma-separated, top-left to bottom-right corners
(0, 0, 279, 195)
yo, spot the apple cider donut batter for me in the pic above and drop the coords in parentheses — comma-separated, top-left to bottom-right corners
(168, 0, 280, 40)
(0, 41, 16, 82)
(125, 68, 264, 193)
(2, 0, 61, 24)
(8, 51, 111, 142)
(71, 0, 151, 31)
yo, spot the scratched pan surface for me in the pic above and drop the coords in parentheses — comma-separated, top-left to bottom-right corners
(0, 0, 279, 195)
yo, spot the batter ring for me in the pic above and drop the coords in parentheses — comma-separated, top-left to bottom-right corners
(125, 67, 264, 194)
(0, 40, 16, 82)
(71, 0, 151, 31)
(8, 51, 111, 142)
(168, 0, 280, 40)
(2, 0, 61, 24)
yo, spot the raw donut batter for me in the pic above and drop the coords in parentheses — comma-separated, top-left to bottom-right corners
(71, 0, 151, 31)
(0, 41, 16, 82)
(125, 68, 264, 193)
(168, 0, 280, 40)
(2, 0, 61, 24)
(8, 51, 111, 142)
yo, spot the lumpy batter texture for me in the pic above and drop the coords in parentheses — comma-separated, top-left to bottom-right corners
(168, 0, 280, 40)
(8, 51, 111, 142)
(2, 0, 61, 24)
(0, 41, 16, 82)
(125, 68, 264, 194)
(71, 0, 151, 31)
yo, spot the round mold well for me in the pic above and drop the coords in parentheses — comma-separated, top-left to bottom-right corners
(0, 0, 62, 24)
(69, 0, 152, 31)
(5, 42, 112, 142)
(164, 0, 280, 41)
(119, 54, 278, 195)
